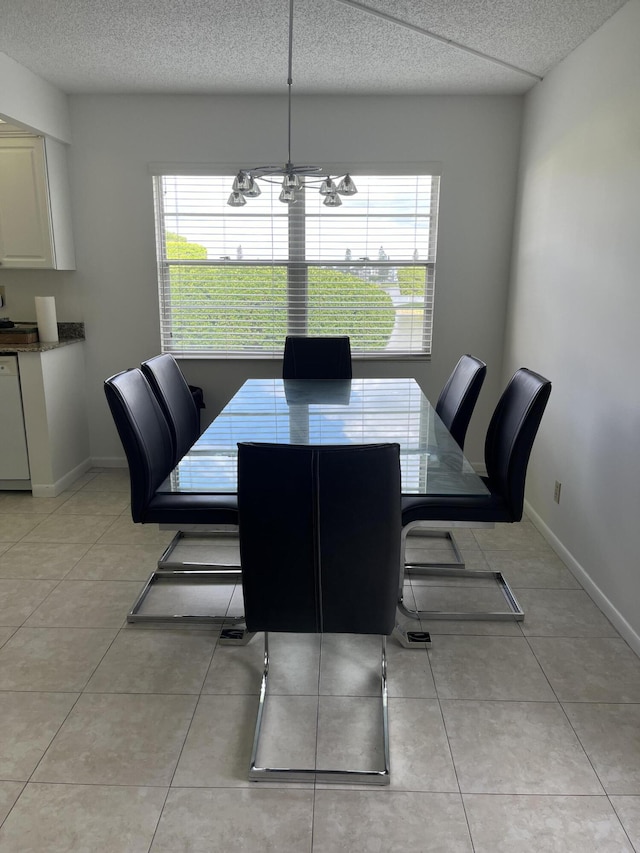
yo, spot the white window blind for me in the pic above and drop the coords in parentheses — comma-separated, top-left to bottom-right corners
(153, 173, 440, 358)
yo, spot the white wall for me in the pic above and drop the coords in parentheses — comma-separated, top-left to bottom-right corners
(505, 0, 640, 648)
(1, 88, 523, 465)
(71, 93, 523, 463)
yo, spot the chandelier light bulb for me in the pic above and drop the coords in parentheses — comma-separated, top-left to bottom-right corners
(279, 186, 298, 203)
(320, 177, 336, 196)
(243, 177, 262, 198)
(337, 174, 357, 196)
(227, 190, 247, 207)
(282, 173, 301, 191)
(232, 171, 252, 192)
(323, 191, 342, 207)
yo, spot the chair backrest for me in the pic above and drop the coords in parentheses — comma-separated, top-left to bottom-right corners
(104, 368, 174, 522)
(435, 354, 487, 449)
(141, 353, 200, 465)
(238, 442, 401, 635)
(484, 367, 552, 521)
(282, 335, 352, 380)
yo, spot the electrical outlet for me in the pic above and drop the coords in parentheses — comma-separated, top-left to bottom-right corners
(554, 481, 562, 504)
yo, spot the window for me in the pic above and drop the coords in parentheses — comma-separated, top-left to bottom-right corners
(152, 171, 440, 358)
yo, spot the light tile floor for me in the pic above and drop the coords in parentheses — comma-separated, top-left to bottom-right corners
(0, 471, 639, 851)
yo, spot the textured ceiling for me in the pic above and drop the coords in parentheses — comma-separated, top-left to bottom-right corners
(0, 0, 628, 95)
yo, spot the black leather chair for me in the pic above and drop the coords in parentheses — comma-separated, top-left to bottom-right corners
(436, 354, 487, 450)
(400, 367, 551, 622)
(141, 353, 201, 465)
(237, 441, 401, 785)
(141, 353, 231, 573)
(282, 335, 352, 379)
(104, 368, 241, 623)
(409, 354, 487, 572)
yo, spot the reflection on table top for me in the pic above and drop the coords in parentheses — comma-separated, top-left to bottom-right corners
(159, 378, 489, 497)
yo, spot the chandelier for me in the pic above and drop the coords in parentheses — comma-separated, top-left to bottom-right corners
(227, 0, 357, 208)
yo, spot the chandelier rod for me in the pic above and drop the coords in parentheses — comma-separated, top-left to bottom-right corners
(287, 0, 294, 168)
(227, 0, 357, 205)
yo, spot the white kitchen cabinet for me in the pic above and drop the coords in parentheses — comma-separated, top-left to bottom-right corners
(0, 344, 91, 496)
(0, 135, 75, 270)
(18, 344, 91, 496)
(0, 355, 30, 481)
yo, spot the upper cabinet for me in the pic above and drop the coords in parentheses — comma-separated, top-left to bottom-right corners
(0, 135, 75, 270)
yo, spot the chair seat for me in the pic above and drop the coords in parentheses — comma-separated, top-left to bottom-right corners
(401, 482, 514, 525)
(142, 493, 238, 526)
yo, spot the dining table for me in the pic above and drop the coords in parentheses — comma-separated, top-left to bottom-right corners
(157, 377, 489, 500)
(147, 377, 493, 644)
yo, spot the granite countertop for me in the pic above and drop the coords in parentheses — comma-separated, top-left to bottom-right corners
(0, 322, 85, 354)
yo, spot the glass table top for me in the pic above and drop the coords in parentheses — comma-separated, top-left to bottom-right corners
(159, 378, 489, 497)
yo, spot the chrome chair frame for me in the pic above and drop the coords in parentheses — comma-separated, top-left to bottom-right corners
(128, 522, 243, 625)
(249, 632, 390, 785)
(398, 520, 523, 622)
(398, 368, 551, 623)
(405, 527, 466, 570)
(127, 566, 243, 624)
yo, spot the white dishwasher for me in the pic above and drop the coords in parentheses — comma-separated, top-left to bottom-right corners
(0, 355, 31, 482)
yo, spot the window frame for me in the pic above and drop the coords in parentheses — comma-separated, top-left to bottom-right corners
(151, 163, 441, 360)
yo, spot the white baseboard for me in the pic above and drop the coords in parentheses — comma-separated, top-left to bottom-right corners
(525, 500, 640, 658)
(31, 458, 93, 498)
(90, 457, 127, 469)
